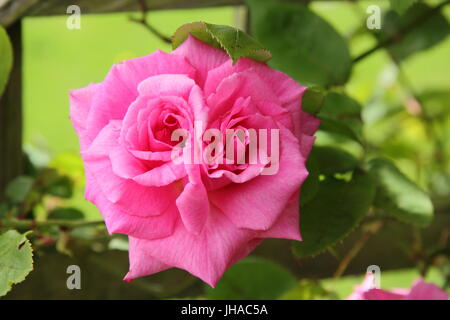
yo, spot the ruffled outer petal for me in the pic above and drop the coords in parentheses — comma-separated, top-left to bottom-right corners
(69, 82, 101, 151)
(125, 205, 258, 287)
(83, 121, 180, 220)
(80, 51, 197, 149)
(85, 169, 178, 240)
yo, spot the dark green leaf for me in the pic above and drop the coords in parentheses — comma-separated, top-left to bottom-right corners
(293, 169, 376, 258)
(172, 21, 271, 64)
(380, 3, 450, 61)
(0, 26, 13, 97)
(38, 169, 74, 198)
(368, 158, 434, 227)
(247, 0, 352, 86)
(301, 154, 320, 206)
(318, 92, 363, 142)
(5, 176, 34, 203)
(312, 146, 359, 175)
(48, 207, 84, 220)
(0, 230, 34, 297)
(389, 0, 418, 15)
(206, 257, 296, 299)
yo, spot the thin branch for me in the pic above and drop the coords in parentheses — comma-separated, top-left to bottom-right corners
(353, 0, 450, 63)
(0, 219, 105, 230)
(129, 0, 171, 44)
(333, 221, 383, 278)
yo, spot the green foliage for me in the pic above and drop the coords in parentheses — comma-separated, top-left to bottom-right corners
(172, 21, 271, 64)
(293, 170, 376, 258)
(5, 176, 35, 204)
(420, 90, 450, 119)
(0, 230, 34, 297)
(280, 280, 338, 300)
(389, 0, 418, 15)
(302, 87, 326, 115)
(368, 158, 434, 227)
(37, 168, 74, 199)
(380, 3, 450, 61)
(247, 0, 352, 87)
(206, 257, 296, 299)
(48, 207, 84, 220)
(301, 155, 320, 206)
(317, 92, 363, 143)
(0, 26, 13, 97)
(312, 146, 359, 175)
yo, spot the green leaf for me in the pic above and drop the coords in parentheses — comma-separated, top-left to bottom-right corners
(280, 280, 338, 300)
(389, 0, 418, 15)
(368, 158, 434, 227)
(38, 169, 74, 198)
(301, 154, 320, 207)
(47, 207, 84, 220)
(380, 3, 450, 61)
(419, 90, 450, 119)
(0, 230, 34, 297)
(317, 92, 363, 143)
(172, 21, 271, 64)
(5, 176, 35, 203)
(247, 0, 352, 87)
(302, 87, 326, 115)
(293, 169, 376, 258)
(312, 146, 359, 175)
(206, 257, 296, 299)
(0, 26, 13, 97)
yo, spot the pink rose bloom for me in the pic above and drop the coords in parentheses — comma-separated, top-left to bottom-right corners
(348, 274, 448, 300)
(70, 35, 319, 286)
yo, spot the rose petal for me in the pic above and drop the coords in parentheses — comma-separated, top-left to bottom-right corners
(209, 127, 307, 231)
(84, 51, 196, 147)
(69, 82, 101, 151)
(173, 35, 229, 88)
(85, 170, 178, 240)
(126, 206, 257, 287)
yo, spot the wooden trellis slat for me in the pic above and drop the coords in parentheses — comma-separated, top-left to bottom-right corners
(2, 0, 315, 27)
(0, 22, 23, 201)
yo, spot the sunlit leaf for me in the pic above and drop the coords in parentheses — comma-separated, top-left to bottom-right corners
(172, 21, 271, 64)
(0, 230, 34, 297)
(302, 87, 326, 115)
(368, 158, 434, 227)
